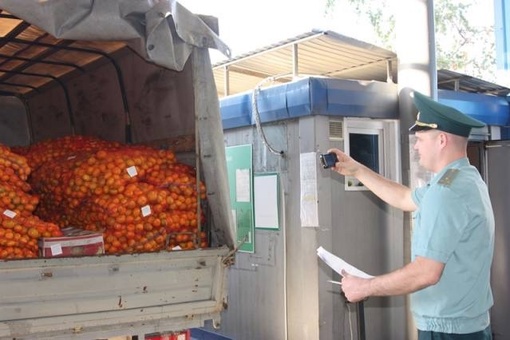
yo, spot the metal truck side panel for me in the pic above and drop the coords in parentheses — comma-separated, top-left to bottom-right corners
(0, 248, 230, 338)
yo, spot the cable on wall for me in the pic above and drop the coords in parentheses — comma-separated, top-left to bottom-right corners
(251, 75, 287, 157)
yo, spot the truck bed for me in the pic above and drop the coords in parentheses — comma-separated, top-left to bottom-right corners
(0, 2, 235, 338)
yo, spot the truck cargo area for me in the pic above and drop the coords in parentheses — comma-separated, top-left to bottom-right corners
(0, 1, 235, 339)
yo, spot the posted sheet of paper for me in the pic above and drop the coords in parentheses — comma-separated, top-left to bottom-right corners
(254, 174, 279, 229)
(300, 152, 319, 227)
(317, 246, 374, 279)
(235, 168, 251, 202)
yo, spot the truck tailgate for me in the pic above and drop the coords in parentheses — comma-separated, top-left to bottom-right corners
(0, 247, 231, 339)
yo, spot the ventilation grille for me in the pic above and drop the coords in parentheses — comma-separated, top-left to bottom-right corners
(329, 120, 343, 140)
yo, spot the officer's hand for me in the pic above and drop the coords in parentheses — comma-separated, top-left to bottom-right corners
(340, 270, 371, 303)
(327, 148, 362, 177)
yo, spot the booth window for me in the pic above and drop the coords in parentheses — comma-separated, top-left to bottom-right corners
(349, 133, 379, 174)
(343, 118, 399, 191)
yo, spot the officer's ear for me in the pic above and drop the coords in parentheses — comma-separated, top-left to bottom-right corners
(438, 132, 449, 148)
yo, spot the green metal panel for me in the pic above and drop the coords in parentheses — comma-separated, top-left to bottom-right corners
(225, 144, 255, 253)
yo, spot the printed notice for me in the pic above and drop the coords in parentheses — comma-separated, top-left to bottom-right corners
(300, 152, 319, 227)
(235, 168, 251, 202)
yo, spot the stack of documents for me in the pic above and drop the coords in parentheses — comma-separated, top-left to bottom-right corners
(317, 246, 374, 279)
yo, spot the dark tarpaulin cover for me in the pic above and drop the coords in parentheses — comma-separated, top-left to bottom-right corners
(0, 0, 230, 71)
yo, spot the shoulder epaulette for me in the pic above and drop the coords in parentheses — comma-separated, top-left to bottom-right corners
(438, 168, 459, 187)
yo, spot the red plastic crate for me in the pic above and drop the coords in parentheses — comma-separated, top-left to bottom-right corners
(38, 227, 104, 258)
(145, 329, 190, 340)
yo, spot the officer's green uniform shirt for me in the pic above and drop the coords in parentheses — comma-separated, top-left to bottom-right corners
(411, 157, 495, 334)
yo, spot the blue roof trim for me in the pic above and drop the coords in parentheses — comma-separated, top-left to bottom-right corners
(282, 78, 313, 118)
(438, 90, 509, 126)
(219, 77, 398, 129)
(316, 78, 398, 118)
(219, 78, 509, 130)
(219, 92, 252, 129)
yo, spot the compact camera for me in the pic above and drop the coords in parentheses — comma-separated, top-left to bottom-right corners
(319, 152, 338, 169)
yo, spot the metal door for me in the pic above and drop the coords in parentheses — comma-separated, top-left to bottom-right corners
(485, 140, 510, 339)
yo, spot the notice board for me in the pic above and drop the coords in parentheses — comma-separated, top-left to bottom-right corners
(225, 144, 254, 253)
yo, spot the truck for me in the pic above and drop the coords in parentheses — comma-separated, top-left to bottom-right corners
(0, 1, 236, 339)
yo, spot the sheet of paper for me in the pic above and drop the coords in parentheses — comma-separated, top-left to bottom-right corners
(300, 152, 319, 227)
(317, 246, 374, 279)
(254, 174, 279, 229)
(235, 168, 251, 202)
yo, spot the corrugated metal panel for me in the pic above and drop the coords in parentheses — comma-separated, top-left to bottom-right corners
(438, 69, 510, 97)
(213, 30, 398, 98)
(213, 30, 510, 99)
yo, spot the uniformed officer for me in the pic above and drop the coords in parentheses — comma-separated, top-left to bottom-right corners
(327, 91, 495, 340)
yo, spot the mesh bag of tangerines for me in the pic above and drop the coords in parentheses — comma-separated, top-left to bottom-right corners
(0, 136, 209, 259)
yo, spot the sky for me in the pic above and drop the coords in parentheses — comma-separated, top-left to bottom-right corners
(179, 0, 370, 63)
(178, 0, 505, 85)
(179, 0, 495, 63)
